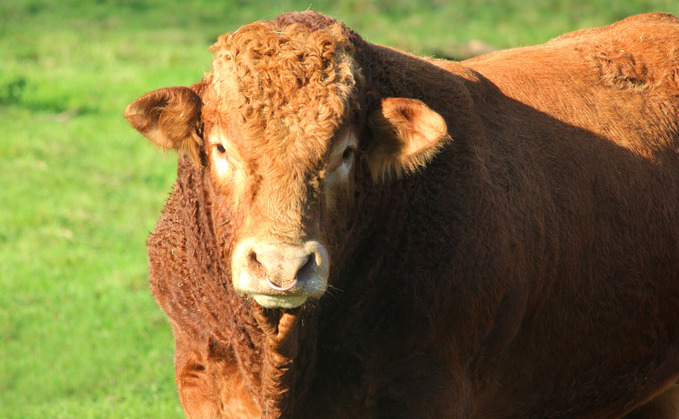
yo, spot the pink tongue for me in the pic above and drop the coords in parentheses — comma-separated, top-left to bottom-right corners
(266, 277, 297, 291)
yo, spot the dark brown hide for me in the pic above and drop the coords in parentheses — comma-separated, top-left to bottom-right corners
(129, 11, 679, 418)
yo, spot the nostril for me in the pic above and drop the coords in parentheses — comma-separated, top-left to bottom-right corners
(247, 251, 266, 277)
(296, 254, 316, 279)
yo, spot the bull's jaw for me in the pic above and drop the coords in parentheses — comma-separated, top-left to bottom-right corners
(231, 239, 330, 309)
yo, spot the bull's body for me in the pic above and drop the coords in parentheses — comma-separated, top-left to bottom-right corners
(128, 12, 679, 418)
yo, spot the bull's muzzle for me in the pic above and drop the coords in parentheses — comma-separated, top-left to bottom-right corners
(231, 239, 329, 309)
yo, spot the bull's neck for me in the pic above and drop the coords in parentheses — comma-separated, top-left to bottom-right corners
(248, 308, 317, 418)
(361, 42, 461, 109)
(356, 40, 483, 149)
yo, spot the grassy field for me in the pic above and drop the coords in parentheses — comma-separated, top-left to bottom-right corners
(1, 0, 676, 417)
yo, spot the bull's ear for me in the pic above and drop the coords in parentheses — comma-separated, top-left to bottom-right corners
(365, 97, 450, 182)
(125, 86, 203, 165)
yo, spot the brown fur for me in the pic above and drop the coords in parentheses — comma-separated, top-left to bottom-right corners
(128, 11, 679, 418)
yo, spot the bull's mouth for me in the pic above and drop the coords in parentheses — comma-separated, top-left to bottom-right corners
(249, 277, 324, 309)
(239, 272, 329, 309)
(242, 279, 326, 309)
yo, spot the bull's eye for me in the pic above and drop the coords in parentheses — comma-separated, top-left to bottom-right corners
(327, 142, 357, 174)
(215, 144, 226, 154)
(341, 146, 355, 163)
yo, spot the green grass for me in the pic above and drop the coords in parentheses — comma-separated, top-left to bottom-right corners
(1, 0, 676, 417)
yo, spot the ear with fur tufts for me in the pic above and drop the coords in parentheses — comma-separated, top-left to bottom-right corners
(365, 97, 450, 181)
(125, 86, 204, 165)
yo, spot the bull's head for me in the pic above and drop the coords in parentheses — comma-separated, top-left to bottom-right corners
(126, 14, 449, 309)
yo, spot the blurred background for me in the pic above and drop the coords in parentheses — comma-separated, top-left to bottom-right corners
(1, 0, 675, 417)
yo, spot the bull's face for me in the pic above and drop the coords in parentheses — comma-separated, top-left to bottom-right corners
(204, 120, 357, 309)
(126, 19, 449, 309)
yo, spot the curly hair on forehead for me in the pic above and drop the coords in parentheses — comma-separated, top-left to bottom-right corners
(202, 16, 361, 156)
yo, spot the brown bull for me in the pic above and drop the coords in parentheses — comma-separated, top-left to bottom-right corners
(126, 11, 679, 418)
